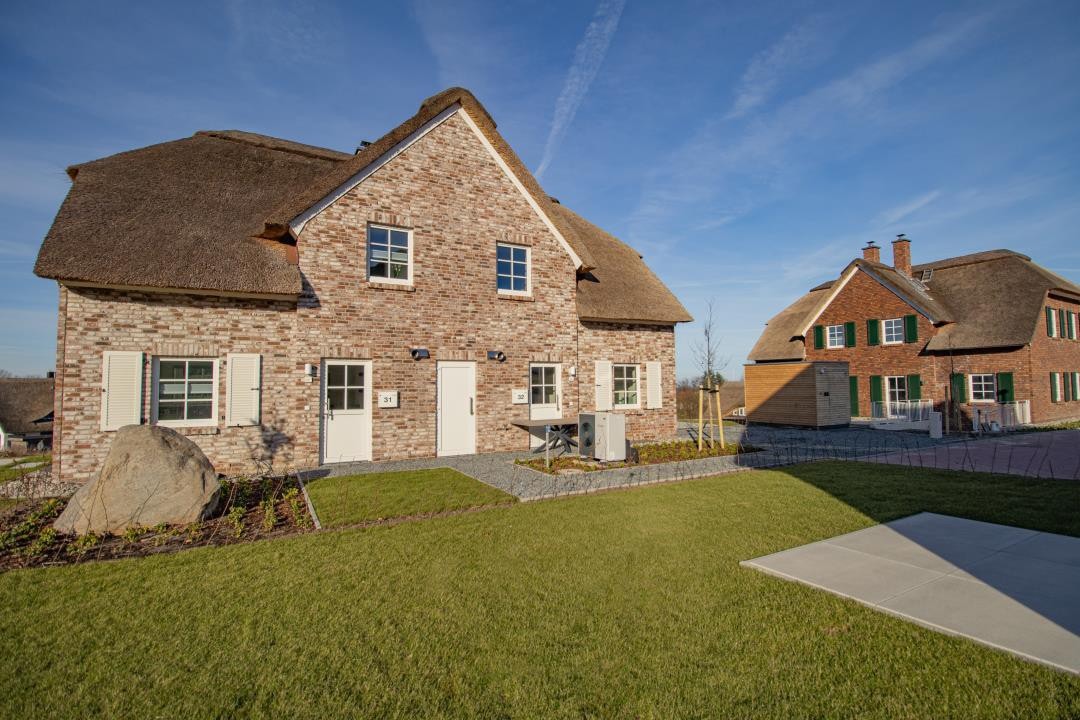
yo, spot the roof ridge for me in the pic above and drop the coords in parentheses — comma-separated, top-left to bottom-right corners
(911, 249, 1028, 272)
(195, 130, 350, 162)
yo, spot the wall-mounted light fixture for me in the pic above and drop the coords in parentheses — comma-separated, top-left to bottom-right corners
(410, 348, 430, 360)
(486, 350, 506, 362)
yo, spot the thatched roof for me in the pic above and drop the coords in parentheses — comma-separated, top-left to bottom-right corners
(749, 248, 1080, 361)
(0, 378, 54, 437)
(34, 87, 691, 324)
(556, 204, 692, 324)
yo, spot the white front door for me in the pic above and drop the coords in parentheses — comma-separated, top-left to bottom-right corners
(437, 361, 476, 456)
(528, 363, 561, 447)
(321, 360, 372, 463)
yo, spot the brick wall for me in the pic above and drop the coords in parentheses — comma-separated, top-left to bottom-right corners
(1030, 294, 1080, 422)
(51, 110, 681, 484)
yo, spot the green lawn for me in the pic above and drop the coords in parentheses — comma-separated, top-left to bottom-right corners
(2, 462, 1079, 719)
(305, 467, 514, 527)
(0, 454, 50, 485)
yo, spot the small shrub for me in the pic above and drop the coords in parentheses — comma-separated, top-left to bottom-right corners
(121, 526, 146, 545)
(283, 488, 311, 528)
(184, 521, 203, 544)
(227, 506, 246, 538)
(261, 497, 277, 532)
(70, 531, 100, 558)
(21, 527, 59, 558)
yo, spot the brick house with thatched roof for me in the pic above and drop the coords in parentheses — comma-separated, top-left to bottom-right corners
(34, 87, 691, 485)
(0, 377, 55, 453)
(748, 237, 1080, 429)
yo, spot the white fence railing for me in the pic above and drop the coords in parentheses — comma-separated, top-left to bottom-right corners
(870, 400, 935, 422)
(973, 400, 1031, 431)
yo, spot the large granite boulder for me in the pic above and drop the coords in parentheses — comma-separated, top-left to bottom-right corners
(54, 425, 221, 535)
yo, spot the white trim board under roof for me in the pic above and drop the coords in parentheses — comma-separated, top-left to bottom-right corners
(288, 104, 584, 271)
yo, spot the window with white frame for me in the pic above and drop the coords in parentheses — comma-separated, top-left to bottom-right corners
(367, 225, 411, 283)
(883, 318, 904, 344)
(530, 364, 557, 406)
(497, 243, 529, 294)
(826, 324, 845, 349)
(886, 376, 908, 404)
(153, 358, 217, 425)
(970, 373, 996, 402)
(613, 364, 639, 407)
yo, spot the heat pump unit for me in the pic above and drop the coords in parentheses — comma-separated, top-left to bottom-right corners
(578, 412, 625, 462)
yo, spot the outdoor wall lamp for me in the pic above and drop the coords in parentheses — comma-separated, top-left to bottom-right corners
(487, 350, 506, 362)
(410, 348, 430, 360)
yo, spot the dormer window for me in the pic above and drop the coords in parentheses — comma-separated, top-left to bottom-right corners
(368, 225, 411, 284)
(497, 242, 530, 295)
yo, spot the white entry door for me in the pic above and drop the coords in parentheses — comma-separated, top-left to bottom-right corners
(322, 360, 372, 463)
(437, 361, 476, 456)
(528, 363, 561, 447)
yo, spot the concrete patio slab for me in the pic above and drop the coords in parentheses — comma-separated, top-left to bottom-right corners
(742, 512, 1080, 674)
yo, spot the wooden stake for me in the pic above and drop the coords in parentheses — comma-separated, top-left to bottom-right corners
(714, 388, 726, 450)
(697, 387, 704, 452)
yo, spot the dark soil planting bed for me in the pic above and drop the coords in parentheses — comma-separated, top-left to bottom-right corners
(516, 439, 760, 474)
(0, 475, 315, 572)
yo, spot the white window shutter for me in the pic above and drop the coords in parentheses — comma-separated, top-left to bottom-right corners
(646, 361, 662, 409)
(226, 353, 262, 427)
(101, 351, 143, 431)
(594, 361, 612, 411)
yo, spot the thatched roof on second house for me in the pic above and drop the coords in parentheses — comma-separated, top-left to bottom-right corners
(923, 254, 1080, 351)
(555, 204, 692, 324)
(0, 378, 54, 437)
(748, 287, 831, 361)
(748, 247, 1080, 360)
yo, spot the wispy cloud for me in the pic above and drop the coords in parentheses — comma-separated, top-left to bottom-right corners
(535, 0, 626, 178)
(727, 16, 828, 119)
(628, 10, 997, 254)
(876, 189, 942, 226)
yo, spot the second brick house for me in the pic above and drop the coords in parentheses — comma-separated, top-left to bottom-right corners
(749, 237, 1080, 428)
(34, 87, 691, 485)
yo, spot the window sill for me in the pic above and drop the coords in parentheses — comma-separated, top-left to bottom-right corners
(498, 293, 534, 302)
(368, 281, 415, 292)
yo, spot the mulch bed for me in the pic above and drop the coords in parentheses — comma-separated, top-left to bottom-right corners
(0, 476, 316, 572)
(516, 439, 761, 475)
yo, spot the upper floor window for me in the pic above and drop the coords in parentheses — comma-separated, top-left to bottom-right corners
(883, 318, 904, 345)
(153, 358, 217, 426)
(497, 243, 530, 294)
(368, 225, 411, 284)
(826, 324, 845, 349)
(613, 364, 639, 407)
(970, 374, 996, 402)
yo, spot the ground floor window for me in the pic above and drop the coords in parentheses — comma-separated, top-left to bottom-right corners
(153, 358, 217, 425)
(613, 364, 639, 407)
(530, 364, 557, 406)
(969, 374, 996, 402)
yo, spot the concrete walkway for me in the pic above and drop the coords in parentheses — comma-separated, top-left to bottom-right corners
(865, 430, 1080, 480)
(743, 512, 1080, 674)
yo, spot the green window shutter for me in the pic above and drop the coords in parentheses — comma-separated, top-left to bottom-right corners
(903, 314, 918, 343)
(996, 372, 1014, 403)
(1060, 309, 1068, 338)
(849, 376, 859, 416)
(813, 325, 825, 350)
(1050, 373, 1060, 403)
(907, 374, 922, 400)
(867, 319, 880, 346)
(1066, 373, 1074, 403)
(869, 375, 884, 403)
(951, 373, 968, 403)
(1046, 307, 1055, 337)
(844, 321, 856, 347)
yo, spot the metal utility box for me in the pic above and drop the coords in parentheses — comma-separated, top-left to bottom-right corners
(743, 361, 851, 428)
(579, 412, 626, 462)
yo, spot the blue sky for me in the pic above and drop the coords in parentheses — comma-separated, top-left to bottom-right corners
(1, 0, 1078, 379)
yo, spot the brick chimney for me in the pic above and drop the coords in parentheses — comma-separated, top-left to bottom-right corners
(862, 240, 881, 263)
(892, 234, 911, 276)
